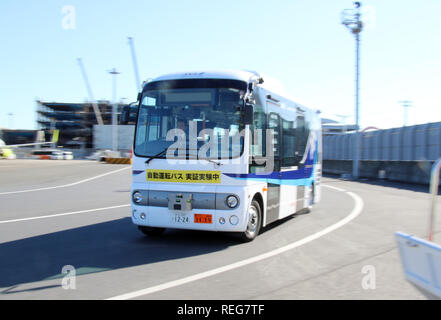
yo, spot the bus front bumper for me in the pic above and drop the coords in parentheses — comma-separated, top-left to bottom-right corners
(131, 204, 248, 233)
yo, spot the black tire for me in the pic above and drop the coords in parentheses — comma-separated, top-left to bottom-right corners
(138, 226, 166, 237)
(239, 199, 262, 242)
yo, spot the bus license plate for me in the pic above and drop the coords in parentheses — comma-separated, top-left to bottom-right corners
(171, 214, 190, 224)
(194, 214, 212, 224)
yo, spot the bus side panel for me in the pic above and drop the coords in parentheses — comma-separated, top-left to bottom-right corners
(265, 183, 280, 225)
(313, 114, 322, 204)
(279, 183, 297, 219)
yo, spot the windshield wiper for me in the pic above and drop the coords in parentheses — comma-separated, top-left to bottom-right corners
(203, 158, 222, 166)
(186, 149, 222, 166)
(145, 148, 168, 164)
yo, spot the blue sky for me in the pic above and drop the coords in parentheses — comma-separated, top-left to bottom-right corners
(0, 0, 440, 130)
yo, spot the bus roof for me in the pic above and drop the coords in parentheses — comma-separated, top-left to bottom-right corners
(146, 70, 321, 113)
(149, 70, 260, 84)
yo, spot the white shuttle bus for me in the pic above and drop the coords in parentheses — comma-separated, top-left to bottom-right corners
(130, 70, 322, 242)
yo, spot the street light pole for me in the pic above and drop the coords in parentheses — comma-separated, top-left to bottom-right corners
(342, 1, 363, 180)
(108, 68, 120, 152)
(7, 113, 14, 129)
(354, 30, 361, 179)
(398, 100, 413, 127)
(335, 114, 350, 134)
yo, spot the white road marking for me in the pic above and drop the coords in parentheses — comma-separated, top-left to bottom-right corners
(0, 166, 130, 195)
(0, 204, 130, 224)
(107, 185, 364, 300)
(321, 184, 346, 192)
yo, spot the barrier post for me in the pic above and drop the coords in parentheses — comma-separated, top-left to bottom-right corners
(428, 157, 441, 241)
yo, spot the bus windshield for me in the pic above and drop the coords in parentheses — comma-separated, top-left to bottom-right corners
(134, 79, 247, 160)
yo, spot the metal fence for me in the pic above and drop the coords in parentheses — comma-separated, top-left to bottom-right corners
(323, 122, 441, 161)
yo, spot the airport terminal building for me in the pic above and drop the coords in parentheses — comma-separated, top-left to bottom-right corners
(36, 100, 131, 148)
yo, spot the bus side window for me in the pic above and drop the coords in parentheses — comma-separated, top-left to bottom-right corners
(295, 114, 309, 163)
(250, 104, 266, 158)
(267, 113, 281, 172)
(268, 113, 280, 158)
(281, 119, 296, 167)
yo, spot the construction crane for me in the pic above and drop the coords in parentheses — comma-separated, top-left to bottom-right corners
(77, 58, 104, 125)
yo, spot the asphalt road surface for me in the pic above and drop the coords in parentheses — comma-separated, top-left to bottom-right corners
(0, 159, 438, 300)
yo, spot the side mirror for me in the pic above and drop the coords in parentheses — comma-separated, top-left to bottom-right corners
(243, 103, 254, 125)
(137, 92, 142, 102)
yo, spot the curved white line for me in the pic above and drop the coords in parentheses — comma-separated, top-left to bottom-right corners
(107, 185, 364, 300)
(0, 204, 130, 224)
(321, 184, 346, 192)
(0, 166, 130, 195)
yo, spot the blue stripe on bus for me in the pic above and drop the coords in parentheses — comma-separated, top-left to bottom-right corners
(227, 176, 314, 186)
(224, 140, 318, 187)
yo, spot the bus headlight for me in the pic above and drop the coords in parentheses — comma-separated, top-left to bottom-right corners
(133, 191, 143, 204)
(226, 195, 239, 208)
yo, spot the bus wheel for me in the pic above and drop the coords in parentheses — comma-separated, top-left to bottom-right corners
(138, 226, 165, 237)
(239, 200, 262, 242)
